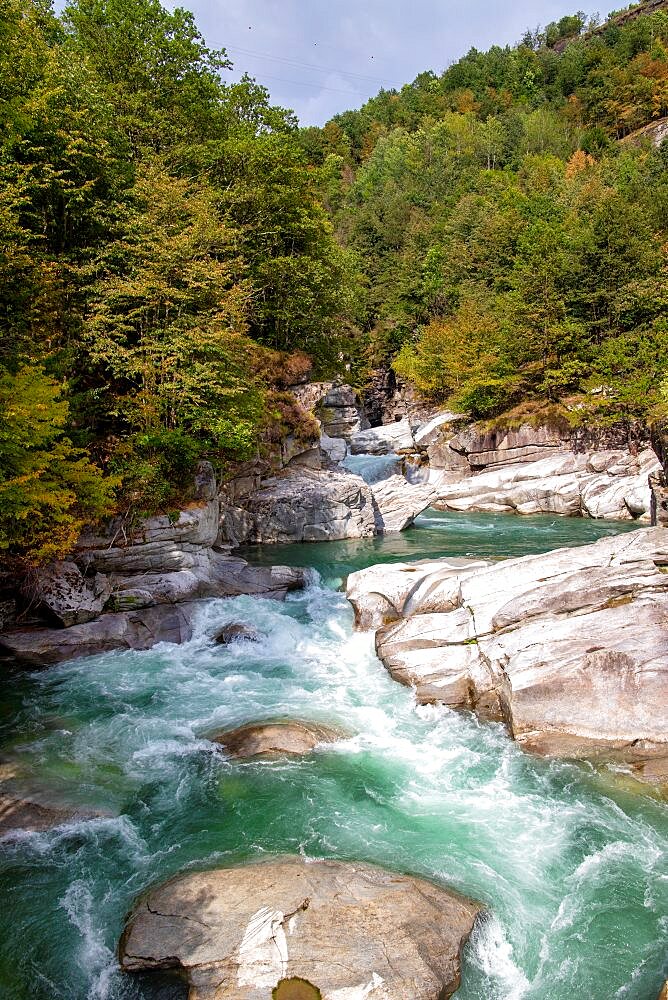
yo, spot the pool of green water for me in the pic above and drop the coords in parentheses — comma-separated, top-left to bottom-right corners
(238, 508, 642, 587)
(0, 512, 665, 1000)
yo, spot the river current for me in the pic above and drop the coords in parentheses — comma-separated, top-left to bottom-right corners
(0, 510, 666, 999)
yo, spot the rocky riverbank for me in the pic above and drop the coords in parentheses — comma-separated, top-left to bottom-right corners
(0, 462, 305, 665)
(347, 528, 668, 789)
(1, 379, 664, 669)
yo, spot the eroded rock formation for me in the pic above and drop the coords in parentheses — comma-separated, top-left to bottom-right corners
(428, 422, 660, 520)
(347, 529, 668, 786)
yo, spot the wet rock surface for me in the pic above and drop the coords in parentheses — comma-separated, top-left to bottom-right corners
(348, 529, 668, 783)
(0, 794, 104, 836)
(119, 856, 481, 1000)
(214, 623, 262, 645)
(0, 762, 107, 835)
(210, 720, 345, 759)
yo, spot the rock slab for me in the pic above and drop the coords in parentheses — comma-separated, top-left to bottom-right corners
(220, 468, 377, 545)
(349, 529, 668, 783)
(119, 856, 481, 999)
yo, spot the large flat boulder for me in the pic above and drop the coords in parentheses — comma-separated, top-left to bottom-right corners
(349, 529, 668, 783)
(119, 857, 481, 999)
(106, 554, 305, 610)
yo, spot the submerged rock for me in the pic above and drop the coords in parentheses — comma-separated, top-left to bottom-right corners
(214, 623, 262, 645)
(0, 762, 107, 835)
(348, 529, 668, 784)
(119, 856, 481, 999)
(211, 720, 345, 759)
(0, 794, 104, 836)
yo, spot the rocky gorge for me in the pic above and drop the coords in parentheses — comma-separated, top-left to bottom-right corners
(0, 380, 667, 1000)
(1, 379, 662, 665)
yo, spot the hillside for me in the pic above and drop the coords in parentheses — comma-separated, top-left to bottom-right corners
(1, 0, 667, 565)
(300, 0, 668, 426)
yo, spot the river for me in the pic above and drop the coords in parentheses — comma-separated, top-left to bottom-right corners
(0, 511, 665, 999)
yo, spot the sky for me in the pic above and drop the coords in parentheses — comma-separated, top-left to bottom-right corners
(182, 0, 603, 126)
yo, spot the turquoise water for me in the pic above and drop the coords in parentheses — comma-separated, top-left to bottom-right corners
(0, 513, 665, 1000)
(239, 508, 642, 588)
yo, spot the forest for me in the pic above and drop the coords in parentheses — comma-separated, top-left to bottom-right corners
(1, 0, 668, 563)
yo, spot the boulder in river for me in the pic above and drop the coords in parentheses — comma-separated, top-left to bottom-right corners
(119, 856, 481, 999)
(214, 623, 262, 645)
(210, 720, 345, 759)
(369, 474, 438, 532)
(348, 528, 668, 784)
(0, 794, 105, 836)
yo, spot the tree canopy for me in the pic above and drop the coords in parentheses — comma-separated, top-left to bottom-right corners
(2, 0, 668, 562)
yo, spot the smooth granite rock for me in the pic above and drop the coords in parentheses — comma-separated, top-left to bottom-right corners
(369, 475, 438, 533)
(347, 559, 492, 631)
(349, 529, 668, 783)
(220, 468, 377, 545)
(119, 856, 481, 999)
(211, 720, 345, 759)
(432, 448, 660, 520)
(350, 418, 416, 455)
